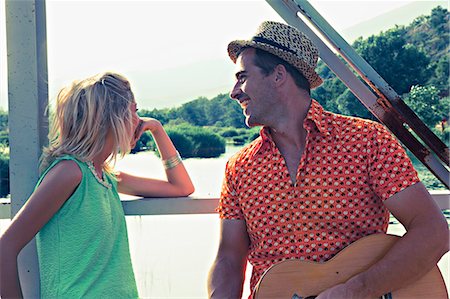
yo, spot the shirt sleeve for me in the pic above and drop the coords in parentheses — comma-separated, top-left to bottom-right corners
(367, 122, 420, 201)
(217, 160, 244, 219)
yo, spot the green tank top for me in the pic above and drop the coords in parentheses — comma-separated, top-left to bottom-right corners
(36, 155, 138, 298)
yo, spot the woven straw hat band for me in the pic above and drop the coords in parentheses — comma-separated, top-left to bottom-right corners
(227, 21, 323, 89)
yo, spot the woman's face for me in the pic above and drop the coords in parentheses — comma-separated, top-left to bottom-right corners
(130, 101, 141, 147)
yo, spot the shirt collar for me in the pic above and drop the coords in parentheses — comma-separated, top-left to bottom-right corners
(305, 99, 330, 137)
(257, 99, 330, 155)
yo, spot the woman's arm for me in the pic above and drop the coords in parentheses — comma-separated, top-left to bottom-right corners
(117, 118, 194, 197)
(0, 160, 81, 298)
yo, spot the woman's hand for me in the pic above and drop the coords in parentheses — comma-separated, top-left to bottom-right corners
(132, 117, 163, 146)
(120, 116, 195, 197)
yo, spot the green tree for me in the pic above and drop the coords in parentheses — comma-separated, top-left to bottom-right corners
(353, 28, 430, 94)
(138, 108, 173, 125)
(0, 110, 7, 131)
(131, 131, 153, 153)
(0, 147, 9, 198)
(178, 98, 208, 126)
(404, 85, 449, 128)
(429, 6, 448, 30)
(312, 76, 345, 113)
(335, 89, 373, 119)
(428, 57, 449, 97)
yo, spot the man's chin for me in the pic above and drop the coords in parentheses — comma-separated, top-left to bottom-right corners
(246, 117, 262, 128)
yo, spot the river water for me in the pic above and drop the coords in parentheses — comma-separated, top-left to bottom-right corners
(115, 146, 247, 298)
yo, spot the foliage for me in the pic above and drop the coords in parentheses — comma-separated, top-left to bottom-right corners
(410, 154, 447, 191)
(0, 146, 9, 198)
(404, 85, 449, 129)
(0, 130, 8, 146)
(165, 124, 226, 158)
(428, 57, 449, 97)
(335, 89, 374, 120)
(353, 27, 430, 95)
(139, 93, 246, 129)
(0, 110, 8, 132)
(131, 131, 153, 154)
(406, 6, 449, 64)
(213, 126, 261, 144)
(138, 124, 226, 158)
(311, 71, 345, 113)
(0, 110, 8, 146)
(433, 126, 450, 146)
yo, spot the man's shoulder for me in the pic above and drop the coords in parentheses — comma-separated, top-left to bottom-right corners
(227, 136, 264, 168)
(324, 110, 384, 135)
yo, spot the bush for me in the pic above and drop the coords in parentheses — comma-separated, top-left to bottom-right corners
(166, 130, 196, 158)
(0, 147, 9, 198)
(432, 126, 450, 147)
(232, 136, 246, 145)
(0, 131, 8, 146)
(131, 131, 153, 154)
(220, 128, 239, 138)
(189, 131, 226, 158)
(166, 124, 226, 158)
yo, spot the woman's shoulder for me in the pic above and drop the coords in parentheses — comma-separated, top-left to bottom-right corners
(45, 159, 83, 186)
(38, 157, 83, 190)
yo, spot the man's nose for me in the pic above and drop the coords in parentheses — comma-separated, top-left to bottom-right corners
(230, 83, 241, 100)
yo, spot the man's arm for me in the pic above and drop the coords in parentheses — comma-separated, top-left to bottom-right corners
(318, 182, 449, 298)
(208, 219, 250, 299)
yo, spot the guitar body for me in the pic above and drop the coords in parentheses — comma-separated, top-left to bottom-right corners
(254, 234, 448, 299)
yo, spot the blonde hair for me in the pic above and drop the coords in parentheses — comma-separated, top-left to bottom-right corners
(40, 72, 135, 173)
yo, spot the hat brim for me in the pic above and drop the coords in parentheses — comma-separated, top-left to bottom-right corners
(228, 39, 323, 89)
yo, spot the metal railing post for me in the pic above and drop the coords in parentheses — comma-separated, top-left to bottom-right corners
(5, 0, 48, 296)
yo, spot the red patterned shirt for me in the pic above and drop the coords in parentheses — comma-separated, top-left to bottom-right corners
(218, 100, 420, 295)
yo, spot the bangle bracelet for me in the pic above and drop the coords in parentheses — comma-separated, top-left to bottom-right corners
(162, 151, 182, 170)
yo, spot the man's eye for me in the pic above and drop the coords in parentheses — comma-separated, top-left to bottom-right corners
(237, 76, 246, 83)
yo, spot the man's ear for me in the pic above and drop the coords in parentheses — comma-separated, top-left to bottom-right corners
(273, 64, 287, 86)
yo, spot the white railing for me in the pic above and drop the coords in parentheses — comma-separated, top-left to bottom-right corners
(1, 191, 449, 219)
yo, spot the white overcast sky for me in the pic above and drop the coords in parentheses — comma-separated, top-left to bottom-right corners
(1, 0, 448, 110)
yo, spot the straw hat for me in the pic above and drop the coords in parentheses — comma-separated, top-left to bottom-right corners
(228, 21, 323, 89)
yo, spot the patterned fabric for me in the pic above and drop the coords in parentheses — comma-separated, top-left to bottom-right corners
(218, 100, 420, 295)
(36, 155, 139, 298)
(228, 21, 323, 88)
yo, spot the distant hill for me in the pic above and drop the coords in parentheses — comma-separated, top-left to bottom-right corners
(342, 1, 449, 42)
(404, 6, 449, 64)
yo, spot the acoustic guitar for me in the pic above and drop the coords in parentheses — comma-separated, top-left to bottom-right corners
(254, 233, 448, 299)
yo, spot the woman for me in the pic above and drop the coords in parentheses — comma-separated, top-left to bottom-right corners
(0, 72, 194, 298)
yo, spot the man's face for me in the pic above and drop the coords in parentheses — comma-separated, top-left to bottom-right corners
(230, 48, 277, 127)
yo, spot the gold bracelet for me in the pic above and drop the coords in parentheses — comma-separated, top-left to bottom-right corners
(162, 151, 182, 170)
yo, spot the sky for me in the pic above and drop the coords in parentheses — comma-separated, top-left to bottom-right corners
(1, 0, 448, 111)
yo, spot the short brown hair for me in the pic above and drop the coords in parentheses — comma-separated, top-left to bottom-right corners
(251, 47, 311, 94)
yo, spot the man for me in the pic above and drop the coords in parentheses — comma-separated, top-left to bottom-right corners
(207, 21, 449, 299)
